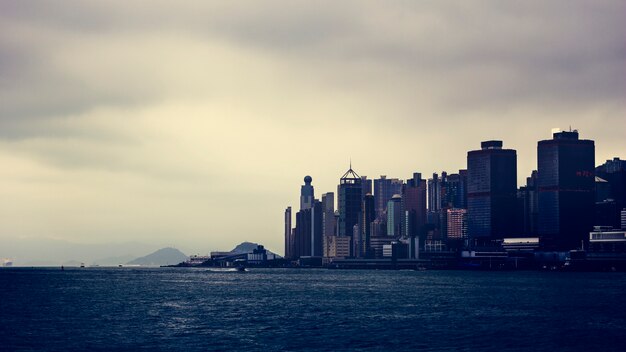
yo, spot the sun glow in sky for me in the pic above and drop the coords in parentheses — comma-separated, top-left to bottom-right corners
(1, 1, 624, 259)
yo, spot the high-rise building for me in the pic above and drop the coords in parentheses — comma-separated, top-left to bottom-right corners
(374, 176, 403, 220)
(294, 200, 323, 258)
(467, 140, 518, 244)
(338, 166, 363, 256)
(444, 171, 467, 209)
(361, 176, 373, 201)
(321, 192, 335, 237)
(428, 173, 443, 213)
(284, 206, 293, 259)
(402, 173, 427, 238)
(596, 157, 626, 227)
(447, 208, 467, 246)
(387, 194, 403, 237)
(538, 130, 595, 250)
(518, 170, 539, 235)
(360, 193, 375, 257)
(300, 175, 314, 210)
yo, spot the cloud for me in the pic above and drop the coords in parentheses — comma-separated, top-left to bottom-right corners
(0, 1, 624, 257)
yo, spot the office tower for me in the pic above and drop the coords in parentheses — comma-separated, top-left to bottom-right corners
(444, 171, 467, 209)
(294, 200, 323, 258)
(538, 130, 595, 250)
(596, 157, 626, 227)
(321, 192, 335, 238)
(293, 176, 323, 258)
(361, 176, 373, 201)
(300, 175, 314, 210)
(447, 208, 467, 245)
(338, 166, 363, 256)
(518, 170, 539, 235)
(467, 140, 518, 244)
(387, 194, 403, 237)
(284, 206, 292, 259)
(374, 176, 403, 220)
(428, 173, 442, 212)
(402, 172, 427, 238)
(360, 193, 375, 257)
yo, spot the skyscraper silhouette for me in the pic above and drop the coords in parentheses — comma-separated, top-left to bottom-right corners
(467, 140, 518, 245)
(537, 130, 595, 250)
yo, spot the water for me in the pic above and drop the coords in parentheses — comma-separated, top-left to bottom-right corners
(1, 268, 625, 351)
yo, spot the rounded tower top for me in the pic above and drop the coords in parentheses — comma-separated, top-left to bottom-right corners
(304, 175, 312, 184)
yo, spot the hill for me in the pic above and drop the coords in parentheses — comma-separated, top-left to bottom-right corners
(127, 247, 187, 266)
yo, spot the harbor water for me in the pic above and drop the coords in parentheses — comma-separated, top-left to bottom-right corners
(1, 268, 625, 351)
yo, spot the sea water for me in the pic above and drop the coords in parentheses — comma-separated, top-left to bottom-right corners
(1, 268, 625, 351)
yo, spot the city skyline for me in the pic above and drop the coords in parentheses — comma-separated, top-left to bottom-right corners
(1, 1, 625, 260)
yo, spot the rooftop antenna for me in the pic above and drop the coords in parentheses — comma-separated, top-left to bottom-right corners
(350, 157, 352, 170)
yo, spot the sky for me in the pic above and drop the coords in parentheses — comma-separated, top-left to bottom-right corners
(1, 1, 625, 259)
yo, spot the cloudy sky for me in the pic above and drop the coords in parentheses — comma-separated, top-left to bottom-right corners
(1, 1, 624, 257)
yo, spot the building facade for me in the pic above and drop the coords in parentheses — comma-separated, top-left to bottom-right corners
(537, 130, 595, 250)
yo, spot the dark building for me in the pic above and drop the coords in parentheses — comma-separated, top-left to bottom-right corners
(518, 170, 539, 236)
(537, 130, 595, 250)
(402, 172, 427, 239)
(595, 157, 626, 228)
(284, 206, 293, 259)
(374, 175, 403, 220)
(294, 201, 323, 258)
(467, 140, 518, 244)
(444, 171, 467, 209)
(360, 193, 375, 257)
(338, 166, 363, 256)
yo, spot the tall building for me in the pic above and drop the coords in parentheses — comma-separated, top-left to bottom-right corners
(467, 140, 518, 244)
(518, 170, 539, 235)
(360, 193, 375, 257)
(387, 194, 403, 237)
(538, 130, 595, 250)
(300, 175, 314, 210)
(596, 157, 626, 227)
(428, 173, 443, 212)
(361, 176, 373, 201)
(374, 176, 403, 220)
(402, 173, 427, 238)
(338, 165, 363, 256)
(444, 171, 467, 209)
(447, 208, 467, 245)
(284, 206, 293, 259)
(293, 176, 323, 258)
(321, 192, 335, 237)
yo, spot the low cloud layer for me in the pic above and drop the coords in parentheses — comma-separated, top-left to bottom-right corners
(1, 1, 624, 257)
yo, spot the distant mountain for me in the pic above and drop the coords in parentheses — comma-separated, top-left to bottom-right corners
(127, 247, 187, 266)
(230, 242, 281, 258)
(230, 242, 261, 253)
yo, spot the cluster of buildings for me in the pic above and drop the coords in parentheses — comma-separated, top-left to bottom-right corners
(283, 129, 626, 269)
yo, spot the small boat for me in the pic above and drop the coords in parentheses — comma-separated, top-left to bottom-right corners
(80, 263, 85, 268)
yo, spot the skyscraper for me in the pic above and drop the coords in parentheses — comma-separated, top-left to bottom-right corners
(338, 165, 363, 256)
(374, 176, 403, 220)
(360, 193, 375, 257)
(387, 194, 403, 237)
(293, 176, 323, 258)
(321, 192, 335, 237)
(402, 172, 427, 238)
(300, 175, 314, 210)
(284, 206, 293, 259)
(538, 130, 595, 250)
(467, 140, 518, 244)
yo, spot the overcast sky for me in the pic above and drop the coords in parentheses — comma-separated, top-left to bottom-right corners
(1, 1, 624, 256)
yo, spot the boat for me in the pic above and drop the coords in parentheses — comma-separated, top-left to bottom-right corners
(2, 258, 13, 267)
